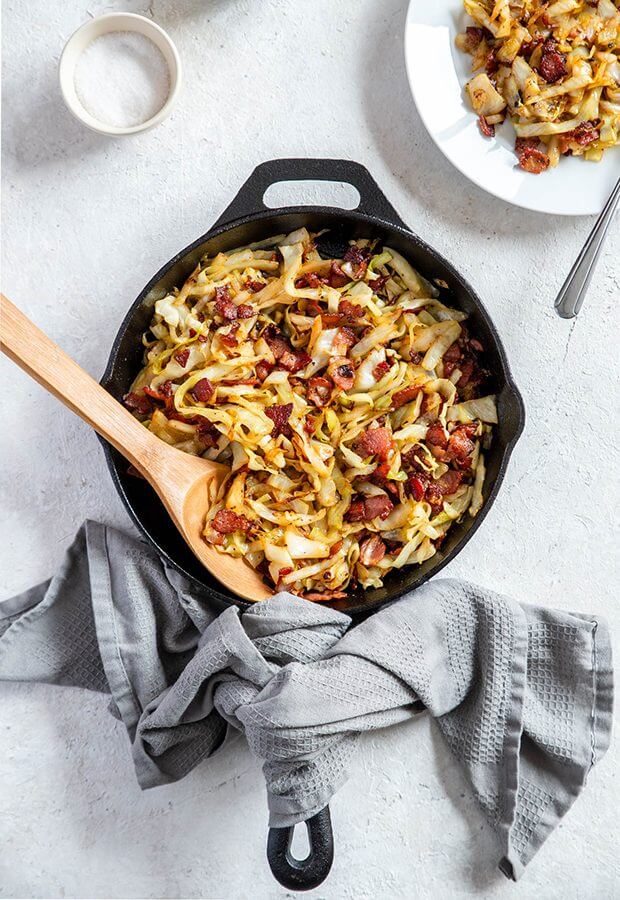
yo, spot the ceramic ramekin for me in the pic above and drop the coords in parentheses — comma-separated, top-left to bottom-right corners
(59, 12, 182, 136)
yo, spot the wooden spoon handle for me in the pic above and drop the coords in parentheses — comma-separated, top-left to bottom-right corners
(0, 294, 161, 476)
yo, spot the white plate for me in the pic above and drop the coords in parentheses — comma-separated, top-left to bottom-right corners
(404, 0, 620, 216)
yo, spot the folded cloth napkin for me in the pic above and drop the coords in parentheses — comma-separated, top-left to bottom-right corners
(0, 521, 612, 880)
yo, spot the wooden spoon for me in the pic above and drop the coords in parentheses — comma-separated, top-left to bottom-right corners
(0, 294, 273, 602)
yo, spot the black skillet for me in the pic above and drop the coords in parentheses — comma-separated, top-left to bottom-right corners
(100, 158, 525, 891)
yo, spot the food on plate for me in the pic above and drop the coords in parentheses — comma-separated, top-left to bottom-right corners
(125, 229, 496, 599)
(456, 0, 620, 172)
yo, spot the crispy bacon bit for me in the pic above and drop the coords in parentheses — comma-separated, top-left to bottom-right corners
(304, 414, 317, 436)
(478, 115, 495, 138)
(214, 285, 237, 320)
(409, 350, 422, 364)
(515, 138, 550, 174)
(174, 348, 190, 367)
(276, 567, 294, 585)
(192, 378, 214, 403)
(538, 39, 566, 84)
(307, 376, 333, 407)
(485, 49, 499, 77)
(408, 474, 428, 502)
(279, 348, 312, 373)
(359, 535, 387, 567)
(220, 323, 240, 347)
(373, 359, 393, 381)
(363, 495, 394, 521)
(368, 274, 389, 293)
(236, 304, 255, 319)
(436, 469, 464, 496)
(356, 426, 393, 459)
(212, 509, 252, 534)
(464, 25, 484, 51)
(265, 402, 294, 438)
(426, 422, 449, 449)
(558, 121, 600, 154)
(369, 460, 399, 496)
(338, 299, 364, 318)
(346, 499, 367, 522)
(255, 360, 274, 382)
(245, 279, 265, 293)
(334, 326, 357, 355)
(343, 244, 372, 279)
(329, 540, 344, 558)
(295, 272, 325, 289)
(448, 425, 476, 463)
(392, 385, 421, 409)
(426, 482, 443, 508)
(123, 391, 153, 416)
(402, 447, 426, 473)
(328, 261, 349, 288)
(328, 359, 355, 390)
(196, 420, 220, 448)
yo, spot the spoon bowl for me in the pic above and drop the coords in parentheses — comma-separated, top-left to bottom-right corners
(0, 294, 273, 603)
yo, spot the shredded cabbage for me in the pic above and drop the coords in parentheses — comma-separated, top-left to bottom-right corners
(126, 230, 496, 600)
(457, 0, 620, 169)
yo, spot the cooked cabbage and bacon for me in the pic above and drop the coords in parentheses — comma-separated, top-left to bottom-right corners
(456, 0, 620, 172)
(124, 230, 496, 600)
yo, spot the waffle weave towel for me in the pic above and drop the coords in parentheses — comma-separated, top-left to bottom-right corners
(0, 521, 612, 880)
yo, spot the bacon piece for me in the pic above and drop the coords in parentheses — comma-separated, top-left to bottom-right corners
(448, 427, 476, 464)
(558, 121, 600, 154)
(356, 426, 393, 459)
(333, 326, 357, 356)
(236, 304, 255, 319)
(463, 25, 484, 51)
(245, 280, 265, 293)
(409, 350, 422, 364)
(279, 348, 312, 373)
(220, 323, 240, 347)
(368, 274, 389, 293)
(408, 474, 428, 502)
(359, 535, 387, 567)
(307, 376, 332, 407)
(538, 39, 566, 84)
(402, 448, 426, 473)
(373, 359, 393, 380)
(304, 415, 317, 436)
(196, 420, 220, 448)
(328, 359, 355, 390)
(212, 509, 252, 534)
(262, 324, 305, 370)
(485, 49, 499, 77)
(265, 402, 294, 438)
(478, 115, 495, 138)
(426, 482, 443, 509)
(174, 348, 190, 367)
(192, 378, 214, 403)
(123, 391, 153, 416)
(346, 500, 367, 522)
(328, 261, 349, 288)
(369, 460, 399, 496)
(363, 495, 394, 521)
(214, 285, 238, 320)
(392, 385, 421, 409)
(255, 360, 274, 382)
(343, 244, 372, 279)
(329, 539, 344, 558)
(295, 272, 325, 289)
(338, 299, 364, 318)
(426, 422, 449, 449)
(436, 469, 464, 496)
(515, 138, 550, 174)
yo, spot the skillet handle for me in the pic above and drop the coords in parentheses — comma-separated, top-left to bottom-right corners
(213, 158, 408, 231)
(266, 806, 334, 891)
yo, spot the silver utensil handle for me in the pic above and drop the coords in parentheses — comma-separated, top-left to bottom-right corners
(555, 177, 620, 319)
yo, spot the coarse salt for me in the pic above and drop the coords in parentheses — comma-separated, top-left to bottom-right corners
(74, 31, 170, 129)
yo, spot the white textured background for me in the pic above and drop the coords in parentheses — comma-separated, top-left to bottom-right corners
(1, 1, 618, 898)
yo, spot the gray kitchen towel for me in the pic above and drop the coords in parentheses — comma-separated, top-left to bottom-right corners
(0, 522, 613, 881)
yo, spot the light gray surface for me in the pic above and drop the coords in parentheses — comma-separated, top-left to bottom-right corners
(1, 1, 618, 898)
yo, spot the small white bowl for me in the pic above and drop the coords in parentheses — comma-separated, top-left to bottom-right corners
(59, 12, 182, 136)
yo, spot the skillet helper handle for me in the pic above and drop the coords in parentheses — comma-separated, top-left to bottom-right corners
(214, 157, 408, 230)
(0, 293, 160, 477)
(267, 806, 334, 892)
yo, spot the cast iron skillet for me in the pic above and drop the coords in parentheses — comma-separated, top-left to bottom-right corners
(100, 158, 525, 891)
